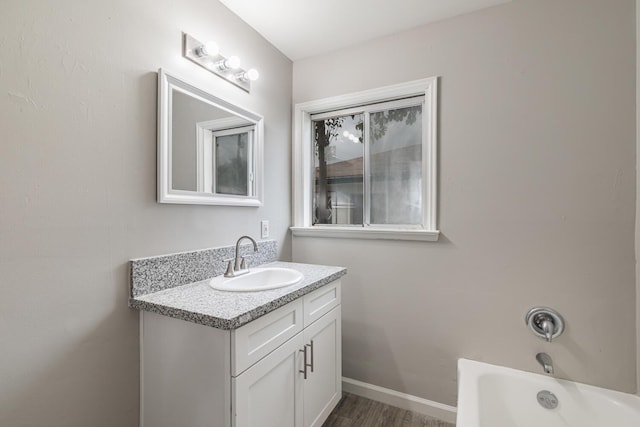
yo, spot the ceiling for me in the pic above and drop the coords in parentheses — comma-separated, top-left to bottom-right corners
(219, 0, 512, 61)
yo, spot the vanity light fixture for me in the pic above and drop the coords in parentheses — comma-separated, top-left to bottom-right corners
(182, 32, 258, 93)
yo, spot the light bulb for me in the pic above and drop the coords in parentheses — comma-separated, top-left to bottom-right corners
(342, 131, 349, 137)
(226, 55, 241, 69)
(203, 41, 219, 56)
(235, 68, 260, 82)
(195, 40, 219, 57)
(217, 55, 241, 71)
(245, 68, 259, 81)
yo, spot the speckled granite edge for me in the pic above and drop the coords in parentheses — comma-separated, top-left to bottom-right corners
(130, 240, 277, 297)
(129, 262, 347, 330)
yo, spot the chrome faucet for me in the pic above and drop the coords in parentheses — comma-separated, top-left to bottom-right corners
(536, 352, 554, 375)
(224, 235, 258, 277)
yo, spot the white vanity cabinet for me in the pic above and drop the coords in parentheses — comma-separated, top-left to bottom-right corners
(140, 280, 341, 427)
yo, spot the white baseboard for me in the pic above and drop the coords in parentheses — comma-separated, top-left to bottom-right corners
(342, 377, 457, 424)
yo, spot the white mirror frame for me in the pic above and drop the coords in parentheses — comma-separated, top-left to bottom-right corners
(157, 68, 264, 206)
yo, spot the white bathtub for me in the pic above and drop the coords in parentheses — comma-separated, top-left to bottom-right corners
(456, 358, 640, 427)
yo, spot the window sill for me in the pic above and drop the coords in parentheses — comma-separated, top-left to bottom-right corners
(290, 226, 440, 242)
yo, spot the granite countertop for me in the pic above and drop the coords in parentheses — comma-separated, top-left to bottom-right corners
(129, 261, 346, 330)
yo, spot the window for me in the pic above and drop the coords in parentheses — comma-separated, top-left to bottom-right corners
(212, 126, 253, 196)
(292, 78, 439, 241)
(196, 121, 256, 197)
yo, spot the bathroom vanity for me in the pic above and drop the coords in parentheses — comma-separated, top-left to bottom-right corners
(129, 244, 346, 427)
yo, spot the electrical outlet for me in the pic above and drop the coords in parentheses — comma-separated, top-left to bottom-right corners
(260, 220, 269, 238)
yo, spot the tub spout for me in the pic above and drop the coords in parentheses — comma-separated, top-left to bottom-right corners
(536, 352, 554, 375)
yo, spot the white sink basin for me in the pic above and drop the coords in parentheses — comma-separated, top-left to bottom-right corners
(209, 267, 304, 292)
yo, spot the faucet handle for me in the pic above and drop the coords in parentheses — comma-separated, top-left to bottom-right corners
(525, 307, 565, 343)
(240, 255, 253, 270)
(223, 258, 235, 277)
(540, 319, 555, 343)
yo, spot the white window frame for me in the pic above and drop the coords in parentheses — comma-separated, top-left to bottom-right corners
(291, 77, 439, 242)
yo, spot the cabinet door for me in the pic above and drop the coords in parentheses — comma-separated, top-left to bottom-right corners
(232, 298, 304, 376)
(302, 305, 342, 427)
(233, 332, 304, 427)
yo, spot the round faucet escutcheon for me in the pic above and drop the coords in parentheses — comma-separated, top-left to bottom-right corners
(525, 307, 565, 343)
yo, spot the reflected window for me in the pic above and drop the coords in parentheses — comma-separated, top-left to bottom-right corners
(214, 129, 251, 196)
(196, 121, 255, 197)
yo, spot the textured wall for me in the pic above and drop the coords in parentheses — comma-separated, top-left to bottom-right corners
(0, 0, 292, 425)
(293, 0, 636, 405)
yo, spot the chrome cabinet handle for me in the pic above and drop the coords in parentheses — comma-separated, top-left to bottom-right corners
(299, 346, 308, 379)
(309, 340, 314, 373)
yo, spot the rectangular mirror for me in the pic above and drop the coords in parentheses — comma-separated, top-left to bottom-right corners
(158, 68, 264, 206)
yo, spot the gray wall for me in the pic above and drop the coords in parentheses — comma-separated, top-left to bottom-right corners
(637, 0, 640, 396)
(0, 0, 292, 425)
(293, 0, 637, 406)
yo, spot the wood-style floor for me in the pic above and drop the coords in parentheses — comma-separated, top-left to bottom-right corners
(322, 393, 455, 427)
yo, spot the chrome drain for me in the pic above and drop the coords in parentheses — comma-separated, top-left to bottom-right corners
(537, 390, 558, 409)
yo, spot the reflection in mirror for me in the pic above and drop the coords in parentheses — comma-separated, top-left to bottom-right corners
(213, 127, 252, 195)
(158, 69, 263, 206)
